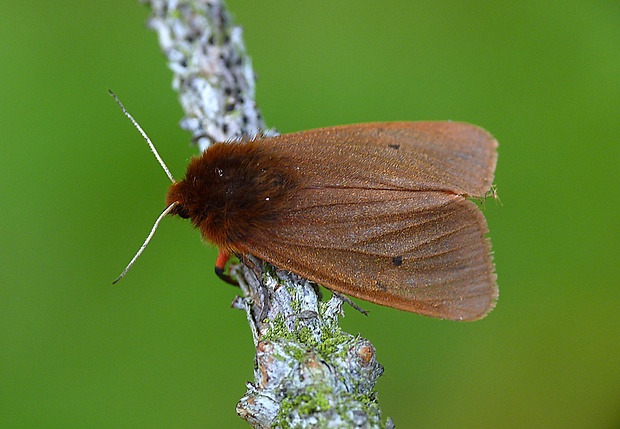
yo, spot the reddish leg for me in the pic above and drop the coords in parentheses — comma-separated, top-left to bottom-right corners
(214, 249, 238, 286)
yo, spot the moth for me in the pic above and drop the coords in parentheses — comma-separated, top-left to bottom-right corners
(112, 93, 498, 321)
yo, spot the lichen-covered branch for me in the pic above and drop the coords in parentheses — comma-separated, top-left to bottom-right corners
(231, 259, 387, 428)
(143, 0, 265, 151)
(141, 1, 389, 427)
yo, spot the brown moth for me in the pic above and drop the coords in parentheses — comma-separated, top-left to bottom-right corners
(166, 122, 498, 321)
(112, 93, 498, 321)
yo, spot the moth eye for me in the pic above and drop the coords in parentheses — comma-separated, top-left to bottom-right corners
(176, 206, 190, 219)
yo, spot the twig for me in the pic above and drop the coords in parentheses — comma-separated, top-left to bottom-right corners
(141, 1, 389, 427)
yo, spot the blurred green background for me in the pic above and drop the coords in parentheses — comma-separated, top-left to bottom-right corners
(1, 1, 618, 428)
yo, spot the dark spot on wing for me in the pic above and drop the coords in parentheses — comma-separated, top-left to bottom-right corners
(392, 256, 403, 266)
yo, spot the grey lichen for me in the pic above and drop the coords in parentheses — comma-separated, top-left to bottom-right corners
(143, 0, 266, 151)
(232, 261, 387, 428)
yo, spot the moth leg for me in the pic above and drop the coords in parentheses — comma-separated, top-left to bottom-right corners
(331, 291, 369, 316)
(214, 249, 239, 286)
(240, 254, 264, 281)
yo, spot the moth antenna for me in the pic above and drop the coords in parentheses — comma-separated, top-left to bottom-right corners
(108, 89, 176, 184)
(113, 202, 178, 284)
